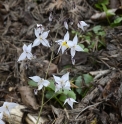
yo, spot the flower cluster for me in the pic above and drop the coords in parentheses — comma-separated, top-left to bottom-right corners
(0, 102, 18, 124)
(17, 20, 89, 109)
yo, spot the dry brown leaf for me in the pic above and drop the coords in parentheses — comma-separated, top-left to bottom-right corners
(18, 86, 39, 110)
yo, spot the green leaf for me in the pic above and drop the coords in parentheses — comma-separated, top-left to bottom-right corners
(59, 95, 67, 102)
(84, 48, 89, 52)
(63, 90, 76, 99)
(75, 76, 82, 95)
(92, 25, 101, 34)
(83, 74, 93, 84)
(28, 80, 37, 87)
(45, 90, 55, 99)
(78, 43, 84, 49)
(114, 17, 122, 24)
(47, 80, 55, 91)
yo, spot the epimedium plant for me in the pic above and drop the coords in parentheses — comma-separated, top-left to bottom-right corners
(17, 20, 93, 124)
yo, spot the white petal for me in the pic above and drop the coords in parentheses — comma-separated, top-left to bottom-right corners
(27, 44, 32, 53)
(34, 28, 39, 37)
(64, 81, 71, 90)
(38, 84, 43, 90)
(64, 99, 69, 105)
(67, 41, 74, 48)
(0, 107, 5, 113)
(41, 39, 50, 47)
(62, 72, 69, 82)
(70, 98, 78, 103)
(55, 83, 62, 92)
(32, 38, 41, 47)
(26, 53, 33, 60)
(73, 35, 78, 45)
(64, 31, 69, 41)
(55, 40, 63, 44)
(61, 46, 67, 54)
(64, 21, 68, 30)
(41, 31, 50, 39)
(67, 100, 73, 109)
(80, 21, 88, 27)
(70, 47, 76, 58)
(75, 45, 84, 51)
(57, 46, 61, 54)
(71, 57, 75, 65)
(53, 75, 61, 83)
(23, 44, 27, 51)
(29, 76, 41, 83)
(18, 52, 26, 61)
(37, 24, 43, 27)
(42, 80, 50, 87)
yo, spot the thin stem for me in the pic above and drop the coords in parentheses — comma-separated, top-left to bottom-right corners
(36, 51, 54, 124)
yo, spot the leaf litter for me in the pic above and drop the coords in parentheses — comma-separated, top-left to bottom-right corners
(0, 0, 122, 123)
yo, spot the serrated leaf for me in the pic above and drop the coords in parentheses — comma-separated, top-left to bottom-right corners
(75, 76, 82, 94)
(28, 80, 38, 87)
(83, 74, 93, 84)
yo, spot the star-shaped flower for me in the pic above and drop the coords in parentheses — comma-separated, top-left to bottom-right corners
(77, 21, 89, 31)
(64, 98, 78, 109)
(56, 31, 71, 54)
(0, 102, 18, 116)
(68, 34, 84, 58)
(53, 72, 71, 92)
(18, 44, 33, 61)
(32, 29, 50, 47)
(29, 76, 50, 90)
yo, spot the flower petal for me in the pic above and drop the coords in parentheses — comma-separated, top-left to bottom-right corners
(26, 44, 32, 53)
(64, 81, 71, 90)
(26, 53, 33, 60)
(42, 80, 50, 87)
(62, 72, 69, 83)
(70, 98, 78, 103)
(55, 83, 62, 92)
(70, 47, 76, 58)
(64, 21, 68, 30)
(32, 38, 41, 47)
(18, 52, 26, 61)
(61, 46, 67, 54)
(53, 75, 61, 83)
(29, 76, 41, 83)
(41, 31, 50, 39)
(64, 31, 69, 41)
(23, 44, 27, 51)
(67, 41, 74, 48)
(73, 35, 78, 45)
(0, 112, 3, 119)
(38, 84, 43, 90)
(34, 28, 39, 37)
(75, 45, 84, 51)
(64, 99, 69, 105)
(41, 39, 50, 47)
(67, 99, 73, 109)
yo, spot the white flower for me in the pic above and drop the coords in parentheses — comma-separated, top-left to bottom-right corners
(49, 12, 53, 21)
(68, 34, 84, 58)
(29, 76, 50, 90)
(56, 31, 71, 54)
(0, 102, 18, 116)
(0, 113, 5, 124)
(77, 21, 89, 31)
(53, 72, 71, 92)
(18, 44, 33, 61)
(64, 21, 68, 30)
(36, 24, 44, 34)
(32, 30, 50, 47)
(64, 98, 78, 109)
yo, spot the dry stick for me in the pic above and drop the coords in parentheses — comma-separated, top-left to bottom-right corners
(75, 102, 102, 119)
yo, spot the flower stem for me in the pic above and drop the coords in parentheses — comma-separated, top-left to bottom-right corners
(36, 51, 54, 124)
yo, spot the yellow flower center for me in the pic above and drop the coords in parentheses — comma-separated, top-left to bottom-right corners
(62, 41, 68, 48)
